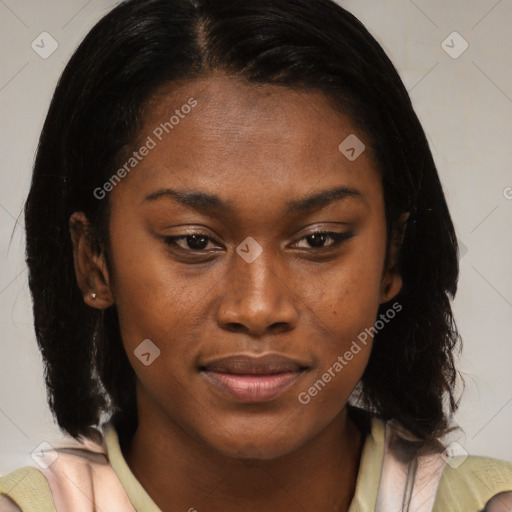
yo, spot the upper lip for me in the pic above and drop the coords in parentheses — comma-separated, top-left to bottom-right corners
(199, 354, 309, 375)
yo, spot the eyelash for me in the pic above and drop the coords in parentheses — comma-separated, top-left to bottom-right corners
(162, 230, 354, 253)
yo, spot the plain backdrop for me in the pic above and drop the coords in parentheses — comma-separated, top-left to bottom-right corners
(0, 0, 511, 475)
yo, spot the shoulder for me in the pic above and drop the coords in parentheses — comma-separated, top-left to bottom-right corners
(0, 426, 108, 512)
(2, 424, 136, 512)
(0, 466, 55, 512)
(368, 411, 512, 512)
(433, 454, 512, 512)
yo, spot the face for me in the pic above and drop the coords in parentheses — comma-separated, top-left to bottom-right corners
(71, 76, 405, 460)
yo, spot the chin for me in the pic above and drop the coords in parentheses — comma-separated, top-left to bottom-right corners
(208, 428, 304, 461)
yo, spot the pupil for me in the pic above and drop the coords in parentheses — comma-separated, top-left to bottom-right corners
(188, 235, 208, 250)
(308, 233, 326, 247)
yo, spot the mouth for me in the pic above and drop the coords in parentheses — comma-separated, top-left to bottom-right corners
(199, 354, 310, 403)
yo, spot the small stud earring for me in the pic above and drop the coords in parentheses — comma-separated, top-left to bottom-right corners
(91, 292, 98, 299)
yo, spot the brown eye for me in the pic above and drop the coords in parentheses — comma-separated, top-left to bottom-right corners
(163, 234, 217, 251)
(292, 231, 354, 250)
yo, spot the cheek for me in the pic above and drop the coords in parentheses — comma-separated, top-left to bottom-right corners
(313, 231, 387, 331)
(295, 328, 372, 435)
(301, 224, 387, 386)
(295, 271, 377, 423)
(106, 212, 194, 361)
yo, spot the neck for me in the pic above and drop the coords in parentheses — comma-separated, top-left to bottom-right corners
(122, 404, 365, 512)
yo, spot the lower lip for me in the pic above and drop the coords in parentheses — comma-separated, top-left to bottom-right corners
(201, 370, 304, 403)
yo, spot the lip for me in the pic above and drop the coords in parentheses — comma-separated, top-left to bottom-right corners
(200, 354, 308, 374)
(199, 354, 310, 403)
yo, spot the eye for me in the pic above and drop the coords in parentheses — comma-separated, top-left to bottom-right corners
(291, 230, 354, 250)
(162, 230, 354, 254)
(163, 233, 221, 252)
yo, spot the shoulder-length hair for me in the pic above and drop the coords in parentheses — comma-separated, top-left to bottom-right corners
(24, 0, 462, 442)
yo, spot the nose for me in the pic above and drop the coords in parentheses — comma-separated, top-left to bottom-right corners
(216, 246, 299, 337)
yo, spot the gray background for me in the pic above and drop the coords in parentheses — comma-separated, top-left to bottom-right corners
(1, 0, 511, 475)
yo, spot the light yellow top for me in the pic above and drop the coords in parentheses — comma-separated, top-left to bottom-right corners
(1, 415, 511, 511)
(99, 416, 387, 511)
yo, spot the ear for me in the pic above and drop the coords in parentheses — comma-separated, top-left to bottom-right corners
(69, 211, 114, 309)
(380, 212, 410, 304)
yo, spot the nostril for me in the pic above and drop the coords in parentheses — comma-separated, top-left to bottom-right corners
(269, 322, 291, 334)
(224, 323, 249, 334)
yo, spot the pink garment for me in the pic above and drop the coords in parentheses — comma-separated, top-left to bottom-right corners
(37, 426, 135, 512)
(375, 419, 447, 512)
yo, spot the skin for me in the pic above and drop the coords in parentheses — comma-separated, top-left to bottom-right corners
(70, 75, 408, 512)
(483, 492, 512, 512)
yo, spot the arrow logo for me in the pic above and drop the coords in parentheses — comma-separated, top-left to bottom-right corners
(31, 32, 59, 59)
(441, 32, 468, 59)
(134, 339, 161, 366)
(339, 134, 365, 161)
(236, 237, 263, 263)
(31, 442, 58, 468)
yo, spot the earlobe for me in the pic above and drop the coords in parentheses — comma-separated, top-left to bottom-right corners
(69, 211, 114, 309)
(379, 212, 409, 305)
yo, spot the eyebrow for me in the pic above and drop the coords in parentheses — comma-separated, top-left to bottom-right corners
(142, 185, 366, 215)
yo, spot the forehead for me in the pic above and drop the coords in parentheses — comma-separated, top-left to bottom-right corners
(113, 75, 381, 211)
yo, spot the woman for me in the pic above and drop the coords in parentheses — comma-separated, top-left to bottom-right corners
(1, 0, 511, 510)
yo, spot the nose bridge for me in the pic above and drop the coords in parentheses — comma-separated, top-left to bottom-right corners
(217, 240, 298, 334)
(232, 242, 283, 310)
